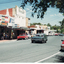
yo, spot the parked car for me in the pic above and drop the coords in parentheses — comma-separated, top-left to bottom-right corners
(17, 34, 28, 40)
(59, 33, 64, 36)
(31, 33, 47, 43)
(60, 40, 64, 52)
(26, 34, 31, 38)
(55, 33, 59, 36)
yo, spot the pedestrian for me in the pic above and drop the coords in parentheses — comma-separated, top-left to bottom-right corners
(1, 33, 4, 40)
(0, 33, 1, 40)
(5, 33, 7, 39)
(3, 33, 5, 39)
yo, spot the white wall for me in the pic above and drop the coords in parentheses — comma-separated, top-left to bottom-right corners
(14, 6, 26, 27)
(35, 25, 40, 29)
(44, 30, 49, 35)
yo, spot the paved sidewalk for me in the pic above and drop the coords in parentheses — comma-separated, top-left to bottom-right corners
(0, 39, 17, 43)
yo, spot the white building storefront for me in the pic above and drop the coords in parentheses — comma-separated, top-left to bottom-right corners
(0, 6, 29, 39)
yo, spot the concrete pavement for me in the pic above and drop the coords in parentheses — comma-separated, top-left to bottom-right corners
(0, 39, 17, 43)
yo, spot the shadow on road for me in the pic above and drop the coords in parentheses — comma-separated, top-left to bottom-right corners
(55, 55, 64, 63)
(32, 42, 46, 44)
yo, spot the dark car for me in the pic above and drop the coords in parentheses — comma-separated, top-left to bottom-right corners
(31, 33, 47, 43)
(59, 33, 64, 36)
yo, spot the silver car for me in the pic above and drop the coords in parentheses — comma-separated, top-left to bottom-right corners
(31, 33, 47, 43)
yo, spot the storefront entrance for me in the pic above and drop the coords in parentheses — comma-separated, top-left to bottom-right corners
(37, 30, 44, 33)
(0, 26, 11, 40)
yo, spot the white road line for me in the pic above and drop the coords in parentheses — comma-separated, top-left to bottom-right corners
(35, 52, 60, 63)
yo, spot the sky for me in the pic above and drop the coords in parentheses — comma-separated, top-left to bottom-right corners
(0, 0, 64, 26)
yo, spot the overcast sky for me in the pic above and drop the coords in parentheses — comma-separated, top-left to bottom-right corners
(0, 0, 64, 26)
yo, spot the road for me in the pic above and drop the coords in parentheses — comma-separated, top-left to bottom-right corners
(0, 36, 64, 63)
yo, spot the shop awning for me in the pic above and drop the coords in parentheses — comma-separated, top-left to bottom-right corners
(20, 27, 30, 30)
(12, 27, 30, 30)
(12, 27, 21, 30)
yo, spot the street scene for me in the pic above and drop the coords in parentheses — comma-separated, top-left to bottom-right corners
(0, 0, 64, 63)
(0, 36, 64, 63)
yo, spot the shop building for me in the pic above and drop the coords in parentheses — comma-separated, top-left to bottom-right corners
(28, 25, 51, 35)
(28, 25, 44, 35)
(0, 6, 29, 39)
(0, 14, 13, 39)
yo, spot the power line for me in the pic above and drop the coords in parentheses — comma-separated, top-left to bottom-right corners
(0, 0, 21, 4)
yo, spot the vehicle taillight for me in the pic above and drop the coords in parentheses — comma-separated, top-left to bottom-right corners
(62, 41, 64, 44)
(61, 41, 64, 46)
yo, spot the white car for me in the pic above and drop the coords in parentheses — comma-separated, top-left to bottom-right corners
(27, 34, 31, 38)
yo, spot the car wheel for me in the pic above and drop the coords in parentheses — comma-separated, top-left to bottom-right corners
(31, 40, 35, 43)
(41, 41, 43, 43)
(31, 41, 33, 43)
(45, 41, 46, 43)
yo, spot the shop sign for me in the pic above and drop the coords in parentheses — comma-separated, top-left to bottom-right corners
(1, 23, 7, 26)
(0, 22, 1, 25)
(0, 15, 9, 26)
(2, 16, 8, 23)
(12, 24, 19, 28)
(0, 15, 2, 25)
(15, 24, 19, 27)
(9, 18, 14, 23)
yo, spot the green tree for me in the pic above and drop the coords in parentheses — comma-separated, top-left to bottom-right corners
(21, 0, 64, 19)
(51, 25, 60, 33)
(30, 22, 42, 25)
(59, 19, 64, 33)
(47, 23, 51, 27)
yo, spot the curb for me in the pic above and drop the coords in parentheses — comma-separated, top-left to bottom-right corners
(0, 39, 17, 43)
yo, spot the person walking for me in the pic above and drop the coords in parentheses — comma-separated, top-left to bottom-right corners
(1, 33, 4, 40)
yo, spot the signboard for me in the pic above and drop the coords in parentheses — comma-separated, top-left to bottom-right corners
(0, 22, 1, 25)
(8, 18, 15, 27)
(1, 23, 7, 25)
(2, 16, 8, 23)
(15, 24, 19, 27)
(12, 24, 20, 28)
(0, 15, 9, 26)
(0, 15, 2, 25)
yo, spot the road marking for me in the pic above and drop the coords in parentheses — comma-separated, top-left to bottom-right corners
(35, 52, 60, 63)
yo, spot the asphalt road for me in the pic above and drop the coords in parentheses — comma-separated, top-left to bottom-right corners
(0, 36, 64, 63)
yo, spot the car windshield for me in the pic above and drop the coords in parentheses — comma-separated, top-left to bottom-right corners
(36, 35, 43, 37)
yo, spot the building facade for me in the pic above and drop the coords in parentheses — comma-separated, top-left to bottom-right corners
(28, 25, 51, 35)
(0, 6, 29, 39)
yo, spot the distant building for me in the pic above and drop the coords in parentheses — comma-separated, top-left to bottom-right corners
(28, 24, 56, 35)
(26, 17, 30, 27)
